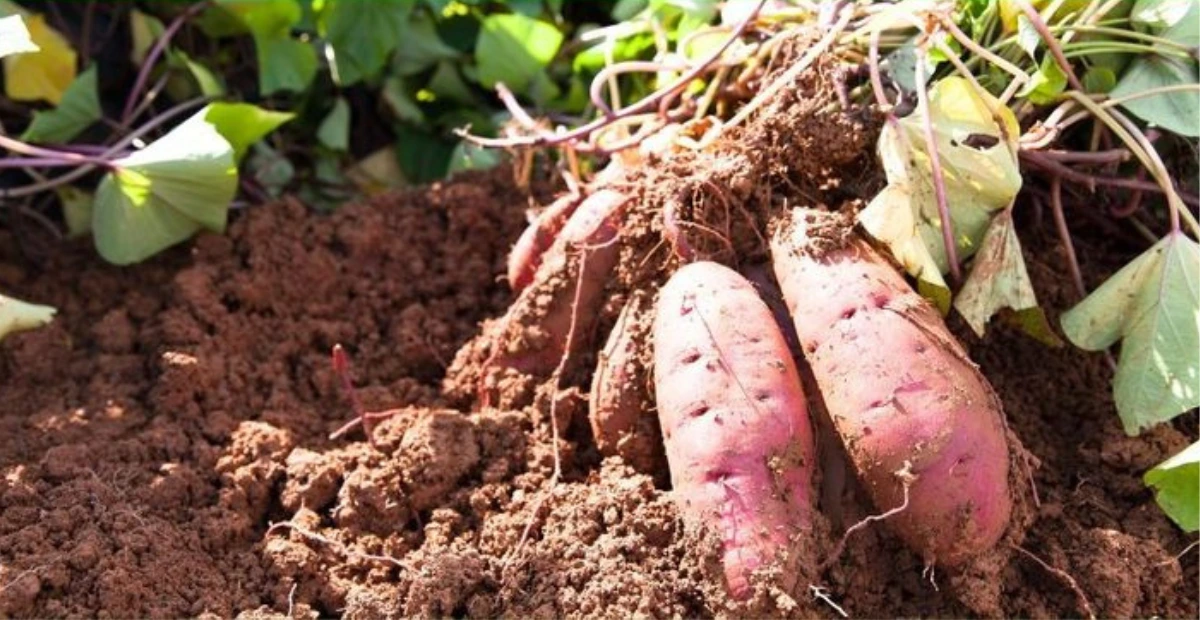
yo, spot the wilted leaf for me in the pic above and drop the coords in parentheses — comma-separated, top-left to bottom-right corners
(93, 107, 238, 265)
(1144, 440, 1200, 532)
(323, 0, 411, 85)
(346, 147, 406, 194)
(2, 12, 76, 104)
(317, 97, 350, 152)
(1061, 233, 1200, 435)
(859, 76, 1023, 310)
(0, 293, 55, 342)
(954, 209, 1059, 343)
(20, 65, 99, 143)
(0, 14, 37, 57)
(203, 102, 294, 162)
(475, 13, 563, 93)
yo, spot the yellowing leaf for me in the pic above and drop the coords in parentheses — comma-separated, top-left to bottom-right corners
(0, 293, 56, 341)
(2, 13, 76, 104)
(858, 76, 1023, 310)
(1061, 233, 1200, 435)
(954, 209, 1059, 344)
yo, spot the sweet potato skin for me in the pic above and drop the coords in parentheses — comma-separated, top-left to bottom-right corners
(507, 192, 584, 293)
(654, 261, 815, 599)
(770, 209, 1012, 565)
(589, 291, 663, 474)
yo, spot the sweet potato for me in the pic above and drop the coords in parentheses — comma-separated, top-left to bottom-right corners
(589, 291, 662, 474)
(444, 188, 629, 406)
(507, 192, 584, 293)
(654, 261, 816, 599)
(770, 208, 1012, 565)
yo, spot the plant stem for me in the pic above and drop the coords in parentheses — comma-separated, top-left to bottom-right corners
(2, 97, 210, 199)
(120, 0, 209, 126)
(1039, 148, 1131, 164)
(1014, 0, 1085, 92)
(1049, 177, 1087, 300)
(1021, 150, 1200, 209)
(914, 46, 961, 285)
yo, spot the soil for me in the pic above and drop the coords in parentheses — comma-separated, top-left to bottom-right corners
(3, 49, 1198, 620)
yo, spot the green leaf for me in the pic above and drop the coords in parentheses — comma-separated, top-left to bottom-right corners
(383, 77, 426, 124)
(1015, 14, 1040, 58)
(0, 293, 55, 342)
(1082, 66, 1118, 94)
(475, 13, 563, 93)
(317, 97, 351, 151)
(427, 60, 478, 104)
(324, 0, 412, 85)
(0, 14, 38, 58)
(93, 106, 238, 265)
(203, 102, 294, 162)
(56, 186, 93, 238)
(129, 9, 164, 65)
(1020, 55, 1068, 105)
(859, 76, 1023, 310)
(255, 32, 317, 95)
(216, 0, 301, 36)
(1061, 233, 1200, 435)
(394, 12, 460, 76)
(1131, 0, 1198, 35)
(1144, 441, 1200, 532)
(395, 124, 455, 183)
(180, 53, 226, 97)
(954, 209, 1059, 344)
(20, 65, 100, 143)
(447, 140, 502, 175)
(247, 142, 295, 197)
(1111, 55, 1200, 137)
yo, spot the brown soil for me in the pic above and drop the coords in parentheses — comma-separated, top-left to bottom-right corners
(3, 50, 1198, 620)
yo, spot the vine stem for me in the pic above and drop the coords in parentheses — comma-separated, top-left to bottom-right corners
(1014, 0, 1084, 92)
(913, 44, 961, 285)
(120, 0, 209, 125)
(1048, 177, 1087, 300)
(2, 97, 210, 199)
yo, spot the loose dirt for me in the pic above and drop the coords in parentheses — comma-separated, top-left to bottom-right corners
(3, 51, 1198, 620)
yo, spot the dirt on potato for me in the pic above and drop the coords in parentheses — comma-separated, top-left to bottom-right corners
(3, 40, 1198, 619)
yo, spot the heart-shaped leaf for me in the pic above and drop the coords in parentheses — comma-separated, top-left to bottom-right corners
(20, 65, 100, 143)
(1144, 440, 1200, 532)
(1062, 233, 1200, 434)
(93, 106, 238, 265)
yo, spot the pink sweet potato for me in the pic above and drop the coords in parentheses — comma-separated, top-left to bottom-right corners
(507, 192, 584, 293)
(770, 208, 1012, 565)
(654, 261, 816, 599)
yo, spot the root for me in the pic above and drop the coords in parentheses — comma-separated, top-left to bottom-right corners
(1009, 543, 1095, 620)
(819, 461, 914, 571)
(809, 584, 848, 618)
(266, 521, 414, 572)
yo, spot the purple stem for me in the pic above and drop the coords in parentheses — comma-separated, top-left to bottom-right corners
(121, 1, 210, 125)
(0, 157, 111, 169)
(914, 48, 962, 284)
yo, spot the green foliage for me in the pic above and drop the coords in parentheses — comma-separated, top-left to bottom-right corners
(1144, 441, 1200, 532)
(1111, 0, 1200, 136)
(475, 13, 564, 96)
(323, 0, 412, 86)
(93, 106, 239, 265)
(20, 65, 100, 143)
(204, 103, 295, 162)
(1061, 233, 1200, 435)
